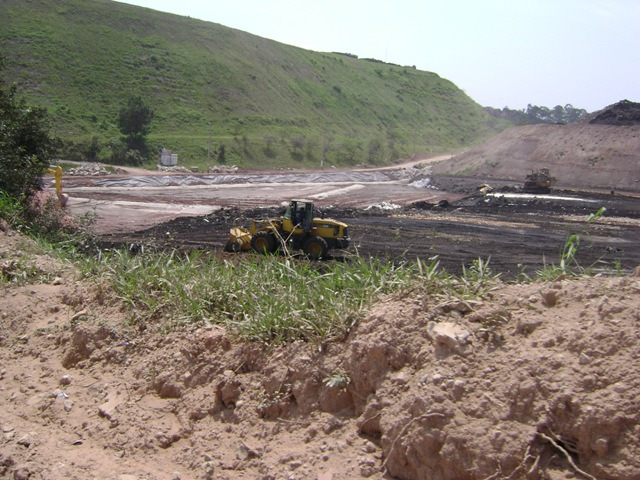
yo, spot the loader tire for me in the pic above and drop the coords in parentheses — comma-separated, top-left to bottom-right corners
(302, 236, 328, 260)
(225, 240, 242, 253)
(251, 231, 277, 254)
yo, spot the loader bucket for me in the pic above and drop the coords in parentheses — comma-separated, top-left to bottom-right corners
(225, 227, 252, 252)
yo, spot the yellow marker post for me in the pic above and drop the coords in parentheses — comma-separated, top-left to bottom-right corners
(47, 166, 66, 206)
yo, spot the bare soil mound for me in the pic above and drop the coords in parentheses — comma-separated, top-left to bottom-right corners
(582, 99, 640, 126)
(1, 227, 640, 479)
(431, 123, 640, 192)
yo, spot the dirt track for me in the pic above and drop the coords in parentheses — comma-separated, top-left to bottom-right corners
(66, 167, 640, 277)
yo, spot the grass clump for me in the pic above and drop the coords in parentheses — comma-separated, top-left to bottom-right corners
(80, 246, 506, 344)
(82, 250, 419, 344)
(417, 256, 500, 299)
(536, 207, 608, 281)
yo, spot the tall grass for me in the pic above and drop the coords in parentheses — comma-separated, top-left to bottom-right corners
(78, 247, 506, 344)
(4, 200, 614, 344)
(536, 207, 607, 280)
(81, 250, 425, 343)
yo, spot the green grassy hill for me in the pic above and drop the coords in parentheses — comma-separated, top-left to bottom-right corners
(0, 0, 505, 169)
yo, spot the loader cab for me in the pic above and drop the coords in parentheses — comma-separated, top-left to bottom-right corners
(283, 199, 314, 232)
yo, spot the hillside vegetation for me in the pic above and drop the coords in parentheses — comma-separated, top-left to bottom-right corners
(0, 0, 504, 168)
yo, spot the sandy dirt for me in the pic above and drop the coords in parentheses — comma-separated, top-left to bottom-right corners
(1, 225, 640, 480)
(432, 124, 640, 193)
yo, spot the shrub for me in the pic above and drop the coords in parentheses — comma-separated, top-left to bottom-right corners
(0, 57, 57, 199)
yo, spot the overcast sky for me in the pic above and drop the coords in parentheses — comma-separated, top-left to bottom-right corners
(116, 0, 639, 112)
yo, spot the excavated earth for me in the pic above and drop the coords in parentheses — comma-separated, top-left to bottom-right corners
(1, 223, 640, 480)
(89, 176, 640, 278)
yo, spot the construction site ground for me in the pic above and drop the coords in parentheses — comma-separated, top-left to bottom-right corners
(2, 156, 640, 480)
(62, 160, 640, 277)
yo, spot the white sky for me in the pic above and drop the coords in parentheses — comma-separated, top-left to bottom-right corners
(115, 0, 640, 112)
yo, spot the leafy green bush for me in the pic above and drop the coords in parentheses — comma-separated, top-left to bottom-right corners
(60, 135, 102, 162)
(0, 57, 57, 199)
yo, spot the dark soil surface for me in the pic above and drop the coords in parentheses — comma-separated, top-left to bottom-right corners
(583, 99, 640, 126)
(100, 184, 640, 278)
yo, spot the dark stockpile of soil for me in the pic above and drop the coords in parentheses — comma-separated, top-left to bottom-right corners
(583, 99, 640, 126)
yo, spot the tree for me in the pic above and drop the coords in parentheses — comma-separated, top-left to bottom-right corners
(117, 95, 154, 153)
(0, 57, 57, 199)
(216, 143, 226, 164)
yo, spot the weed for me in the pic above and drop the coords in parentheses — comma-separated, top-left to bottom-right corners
(537, 207, 607, 280)
(587, 206, 606, 224)
(459, 258, 501, 297)
(323, 370, 351, 390)
(258, 383, 293, 410)
(0, 256, 44, 285)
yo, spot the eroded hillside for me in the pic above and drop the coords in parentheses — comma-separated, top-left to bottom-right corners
(433, 102, 640, 192)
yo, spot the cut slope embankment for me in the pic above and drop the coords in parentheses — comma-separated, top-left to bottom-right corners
(432, 124, 640, 192)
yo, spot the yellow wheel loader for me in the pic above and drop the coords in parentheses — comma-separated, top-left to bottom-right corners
(225, 199, 350, 260)
(523, 168, 555, 194)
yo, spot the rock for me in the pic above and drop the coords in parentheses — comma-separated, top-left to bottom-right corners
(579, 352, 591, 365)
(426, 321, 471, 354)
(591, 437, 609, 456)
(391, 371, 410, 385)
(436, 300, 478, 314)
(236, 441, 260, 460)
(289, 461, 302, 470)
(360, 465, 378, 477)
(59, 375, 72, 385)
(363, 441, 377, 453)
(17, 434, 32, 448)
(156, 432, 181, 449)
(631, 266, 640, 277)
(52, 277, 63, 285)
(60, 398, 73, 412)
(67, 163, 113, 176)
(70, 309, 88, 321)
(201, 460, 215, 478)
(612, 382, 628, 393)
(0, 452, 16, 472)
(451, 379, 466, 400)
(13, 466, 31, 480)
(98, 393, 125, 425)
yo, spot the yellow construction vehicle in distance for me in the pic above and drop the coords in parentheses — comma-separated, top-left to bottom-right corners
(226, 199, 350, 259)
(523, 168, 555, 194)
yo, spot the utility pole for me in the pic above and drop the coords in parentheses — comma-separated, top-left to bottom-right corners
(207, 122, 212, 162)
